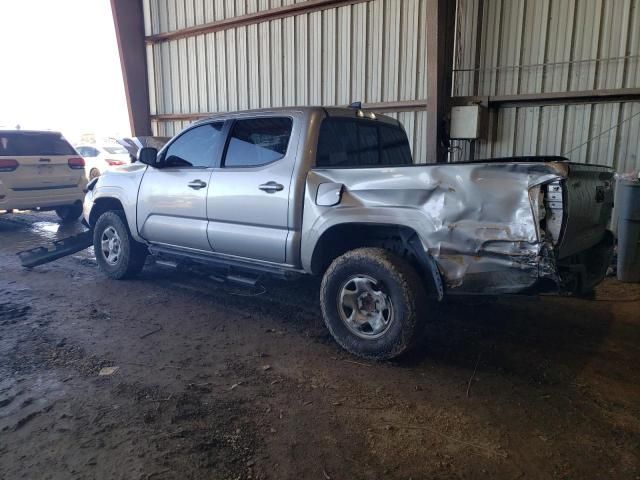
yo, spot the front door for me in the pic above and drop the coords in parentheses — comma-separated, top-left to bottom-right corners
(207, 116, 297, 264)
(137, 121, 225, 251)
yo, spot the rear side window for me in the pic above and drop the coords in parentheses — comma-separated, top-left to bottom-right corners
(163, 122, 224, 167)
(224, 117, 293, 167)
(0, 132, 76, 156)
(316, 118, 412, 168)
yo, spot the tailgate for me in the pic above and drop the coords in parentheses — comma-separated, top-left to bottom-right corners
(557, 164, 614, 259)
(6, 155, 83, 191)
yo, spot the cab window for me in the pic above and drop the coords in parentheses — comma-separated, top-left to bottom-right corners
(316, 118, 412, 168)
(223, 117, 293, 168)
(163, 122, 224, 168)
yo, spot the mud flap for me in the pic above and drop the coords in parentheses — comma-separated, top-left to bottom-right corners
(17, 230, 93, 268)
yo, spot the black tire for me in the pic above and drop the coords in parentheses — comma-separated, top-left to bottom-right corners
(320, 248, 428, 360)
(93, 210, 147, 279)
(89, 168, 100, 180)
(55, 203, 83, 223)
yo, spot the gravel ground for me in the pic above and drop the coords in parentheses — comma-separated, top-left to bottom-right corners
(1, 211, 639, 479)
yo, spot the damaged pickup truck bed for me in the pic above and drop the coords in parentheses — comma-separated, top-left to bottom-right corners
(82, 107, 614, 359)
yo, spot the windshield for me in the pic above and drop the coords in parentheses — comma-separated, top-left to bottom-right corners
(103, 145, 128, 155)
(0, 132, 76, 156)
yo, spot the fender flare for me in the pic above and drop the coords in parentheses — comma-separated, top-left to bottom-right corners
(404, 232, 444, 301)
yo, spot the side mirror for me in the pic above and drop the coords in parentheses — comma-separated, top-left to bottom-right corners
(138, 147, 159, 167)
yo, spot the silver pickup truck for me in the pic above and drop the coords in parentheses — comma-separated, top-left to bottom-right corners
(83, 107, 614, 359)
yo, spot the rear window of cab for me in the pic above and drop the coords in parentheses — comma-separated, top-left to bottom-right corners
(316, 118, 412, 168)
(0, 132, 76, 156)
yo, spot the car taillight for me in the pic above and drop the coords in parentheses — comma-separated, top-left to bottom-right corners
(0, 159, 19, 172)
(68, 157, 85, 169)
(105, 158, 126, 166)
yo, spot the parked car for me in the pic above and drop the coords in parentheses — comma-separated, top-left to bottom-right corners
(82, 107, 614, 359)
(0, 130, 87, 222)
(75, 144, 131, 179)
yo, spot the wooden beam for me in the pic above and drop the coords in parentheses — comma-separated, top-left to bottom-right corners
(426, 0, 456, 163)
(110, 0, 151, 136)
(146, 0, 369, 44)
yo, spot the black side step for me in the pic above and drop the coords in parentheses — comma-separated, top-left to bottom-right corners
(149, 244, 302, 280)
(17, 230, 93, 268)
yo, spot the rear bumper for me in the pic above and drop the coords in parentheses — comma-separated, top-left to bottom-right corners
(0, 187, 85, 211)
(556, 230, 614, 295)
(438, 231, 614, 296)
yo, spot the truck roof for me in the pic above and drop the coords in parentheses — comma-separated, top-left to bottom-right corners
(191, 106, 402, 127)
(0, 129, 64, 135)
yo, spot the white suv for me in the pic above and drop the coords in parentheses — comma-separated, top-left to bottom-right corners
(0, 130, 87, 222)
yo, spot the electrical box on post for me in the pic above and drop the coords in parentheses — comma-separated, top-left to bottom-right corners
(449, 105, 488, 140)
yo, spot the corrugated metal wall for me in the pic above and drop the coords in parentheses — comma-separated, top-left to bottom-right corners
(144, 0, 640, 171)
(143, 0, 430, 162)
(453, 0, 640, 171)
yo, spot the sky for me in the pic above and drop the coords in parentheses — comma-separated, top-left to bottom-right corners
(0, 0, 130, 141)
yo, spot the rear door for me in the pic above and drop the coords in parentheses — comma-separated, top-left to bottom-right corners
(206, 116, 298, 263)
(77, 146, 100, 176)
(137, 121, 226, 252)
(0, 131, 84, 192)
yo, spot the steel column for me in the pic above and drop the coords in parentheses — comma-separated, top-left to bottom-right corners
(110, 0, 152, 136)
(426, 0, 456, 163)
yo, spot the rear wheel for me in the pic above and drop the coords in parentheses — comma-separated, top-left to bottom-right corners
(55, 203, 83, 223)
(93, 210, 147, 279)
(320, 248, 428, 360)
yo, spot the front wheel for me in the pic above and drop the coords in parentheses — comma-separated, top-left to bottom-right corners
(93, 210, 147, 279)
(320, 248, 428, 360)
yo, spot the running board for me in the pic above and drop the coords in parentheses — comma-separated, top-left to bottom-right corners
(17, 230, 93, 268)
(149, 244, 301, 280)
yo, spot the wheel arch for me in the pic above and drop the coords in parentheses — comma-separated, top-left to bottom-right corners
(309, 222, 444, 300)
(89, 197, 125, 227)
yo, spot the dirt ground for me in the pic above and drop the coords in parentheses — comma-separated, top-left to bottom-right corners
(0, 212, 639, 480)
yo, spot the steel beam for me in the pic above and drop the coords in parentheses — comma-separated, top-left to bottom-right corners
(110, 0, 152, 136)
(426, 0, 456, 163)
(452, 88, 640, 108)
(146, 0, 369, 44)
(149, 100, 431, 123)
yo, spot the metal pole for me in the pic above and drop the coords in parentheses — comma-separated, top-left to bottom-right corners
(426, 0, 456, 163)
(110, 0, 152, 136)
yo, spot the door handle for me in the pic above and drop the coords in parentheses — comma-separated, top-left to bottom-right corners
(258, 181, 284, 193)
(188, 179, 207, 190)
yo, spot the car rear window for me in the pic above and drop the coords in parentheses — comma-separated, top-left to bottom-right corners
(103, 145, 128, 155)
(316, 118, 412, 168)
(0, 132, 76, 156)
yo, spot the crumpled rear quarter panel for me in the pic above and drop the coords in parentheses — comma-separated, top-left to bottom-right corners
(303, 162, 569, 294)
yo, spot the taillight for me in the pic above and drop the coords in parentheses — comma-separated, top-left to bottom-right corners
(68, 157, 85, 169)
(105, 158, 125, 166)
(0, 159, 19, 172)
